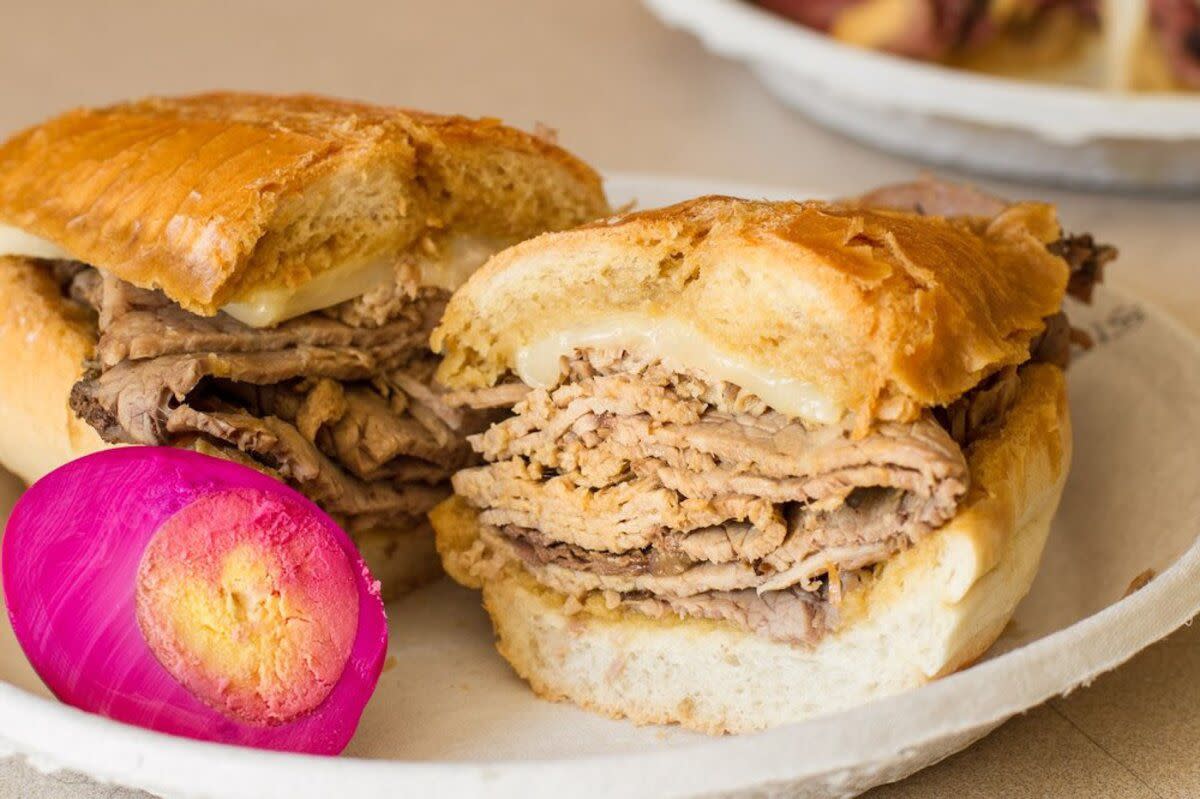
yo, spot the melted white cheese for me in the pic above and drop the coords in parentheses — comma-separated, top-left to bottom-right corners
(220, 256, 397, 327)
(0, 224, 73, 260)
(421, 235, 505, 291)
(222, 236, 502, 326)
(0, 223, 502, 327)
(514, 315, 841, 424)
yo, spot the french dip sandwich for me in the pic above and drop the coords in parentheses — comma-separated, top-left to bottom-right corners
(0, 92, 608, 595)
(430, 180, 1113, 732)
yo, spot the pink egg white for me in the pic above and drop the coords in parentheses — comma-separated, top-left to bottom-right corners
(1, 447, 388, 755)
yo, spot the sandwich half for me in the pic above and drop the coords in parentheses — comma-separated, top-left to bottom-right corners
(429, 180, 1114, 733)
(0, 92, 608, 596)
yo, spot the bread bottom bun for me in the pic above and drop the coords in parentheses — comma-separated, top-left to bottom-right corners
(0, 257, 109, 483)
(432, 364, 1070, 733)
(355, 522, 442, 600)
(0, 256, 441, 597)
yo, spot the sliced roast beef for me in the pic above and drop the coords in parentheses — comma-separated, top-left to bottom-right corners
(624, 587, 832, 646)
(165, 405, 447, 530)
(938, 365, 1021, 445)
(453, 350, 971, 642)
(96, 299, 438, 369)
(326, 387, 471, 478)
(229, 379, 469, 482)
(1049, 233, 1116, 303)
(70, 348, 379, 445)
(64, 265, 471, 534)
(443, 381, 533, 410)
(465, 368, 965, 505)
(455, 461, 781, 552)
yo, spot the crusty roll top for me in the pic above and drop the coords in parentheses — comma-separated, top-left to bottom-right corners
(0, 93, 608, 316)
(432, 195, 1070, 425)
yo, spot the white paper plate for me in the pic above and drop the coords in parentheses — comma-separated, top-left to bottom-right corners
(2, 175, 1200, 799)
(643, 0, 1200, 189)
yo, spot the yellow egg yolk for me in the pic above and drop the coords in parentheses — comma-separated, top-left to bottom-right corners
(135, 490, 359, 725)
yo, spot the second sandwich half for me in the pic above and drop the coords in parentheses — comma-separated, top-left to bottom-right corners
(0, 92, 608, 595)
(430, 182, 1113, 732)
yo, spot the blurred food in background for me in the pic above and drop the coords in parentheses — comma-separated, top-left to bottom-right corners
(1124, 0, 1200, 89)
(751, 0, 1200, 89)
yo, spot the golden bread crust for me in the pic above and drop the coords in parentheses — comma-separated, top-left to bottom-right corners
(839, 363, 1069, 634)
(433, 196, 1068, 422)
(0, 92, 608, 315)
(430, 364, 1071, 732)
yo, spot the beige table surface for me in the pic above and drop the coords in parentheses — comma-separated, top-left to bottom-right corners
(1, 1, 1198, 797)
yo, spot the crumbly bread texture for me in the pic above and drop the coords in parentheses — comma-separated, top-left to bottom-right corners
(432, 364, 1070, 733)
(0, 92, 608, 315)
(0, 257, 108, 481)
(0, 256, 442, 592)
(433, 196, 1069, 425)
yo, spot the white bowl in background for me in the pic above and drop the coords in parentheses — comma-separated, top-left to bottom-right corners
(643, 0, 1200, 190)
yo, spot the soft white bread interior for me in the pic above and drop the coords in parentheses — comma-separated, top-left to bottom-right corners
(433, 197, 1069, 428)
(431, 363, 1070, 733)
(0, 256, 439, 597)
(353, 523, 443, 599)
(0, 93, 609, 317)
(0, 257, 107, 482)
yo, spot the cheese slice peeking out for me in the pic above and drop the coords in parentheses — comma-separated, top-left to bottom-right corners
(0, 224, 505, 328)
(514, 315, 842, 424)
(0, 224, 73, 261)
